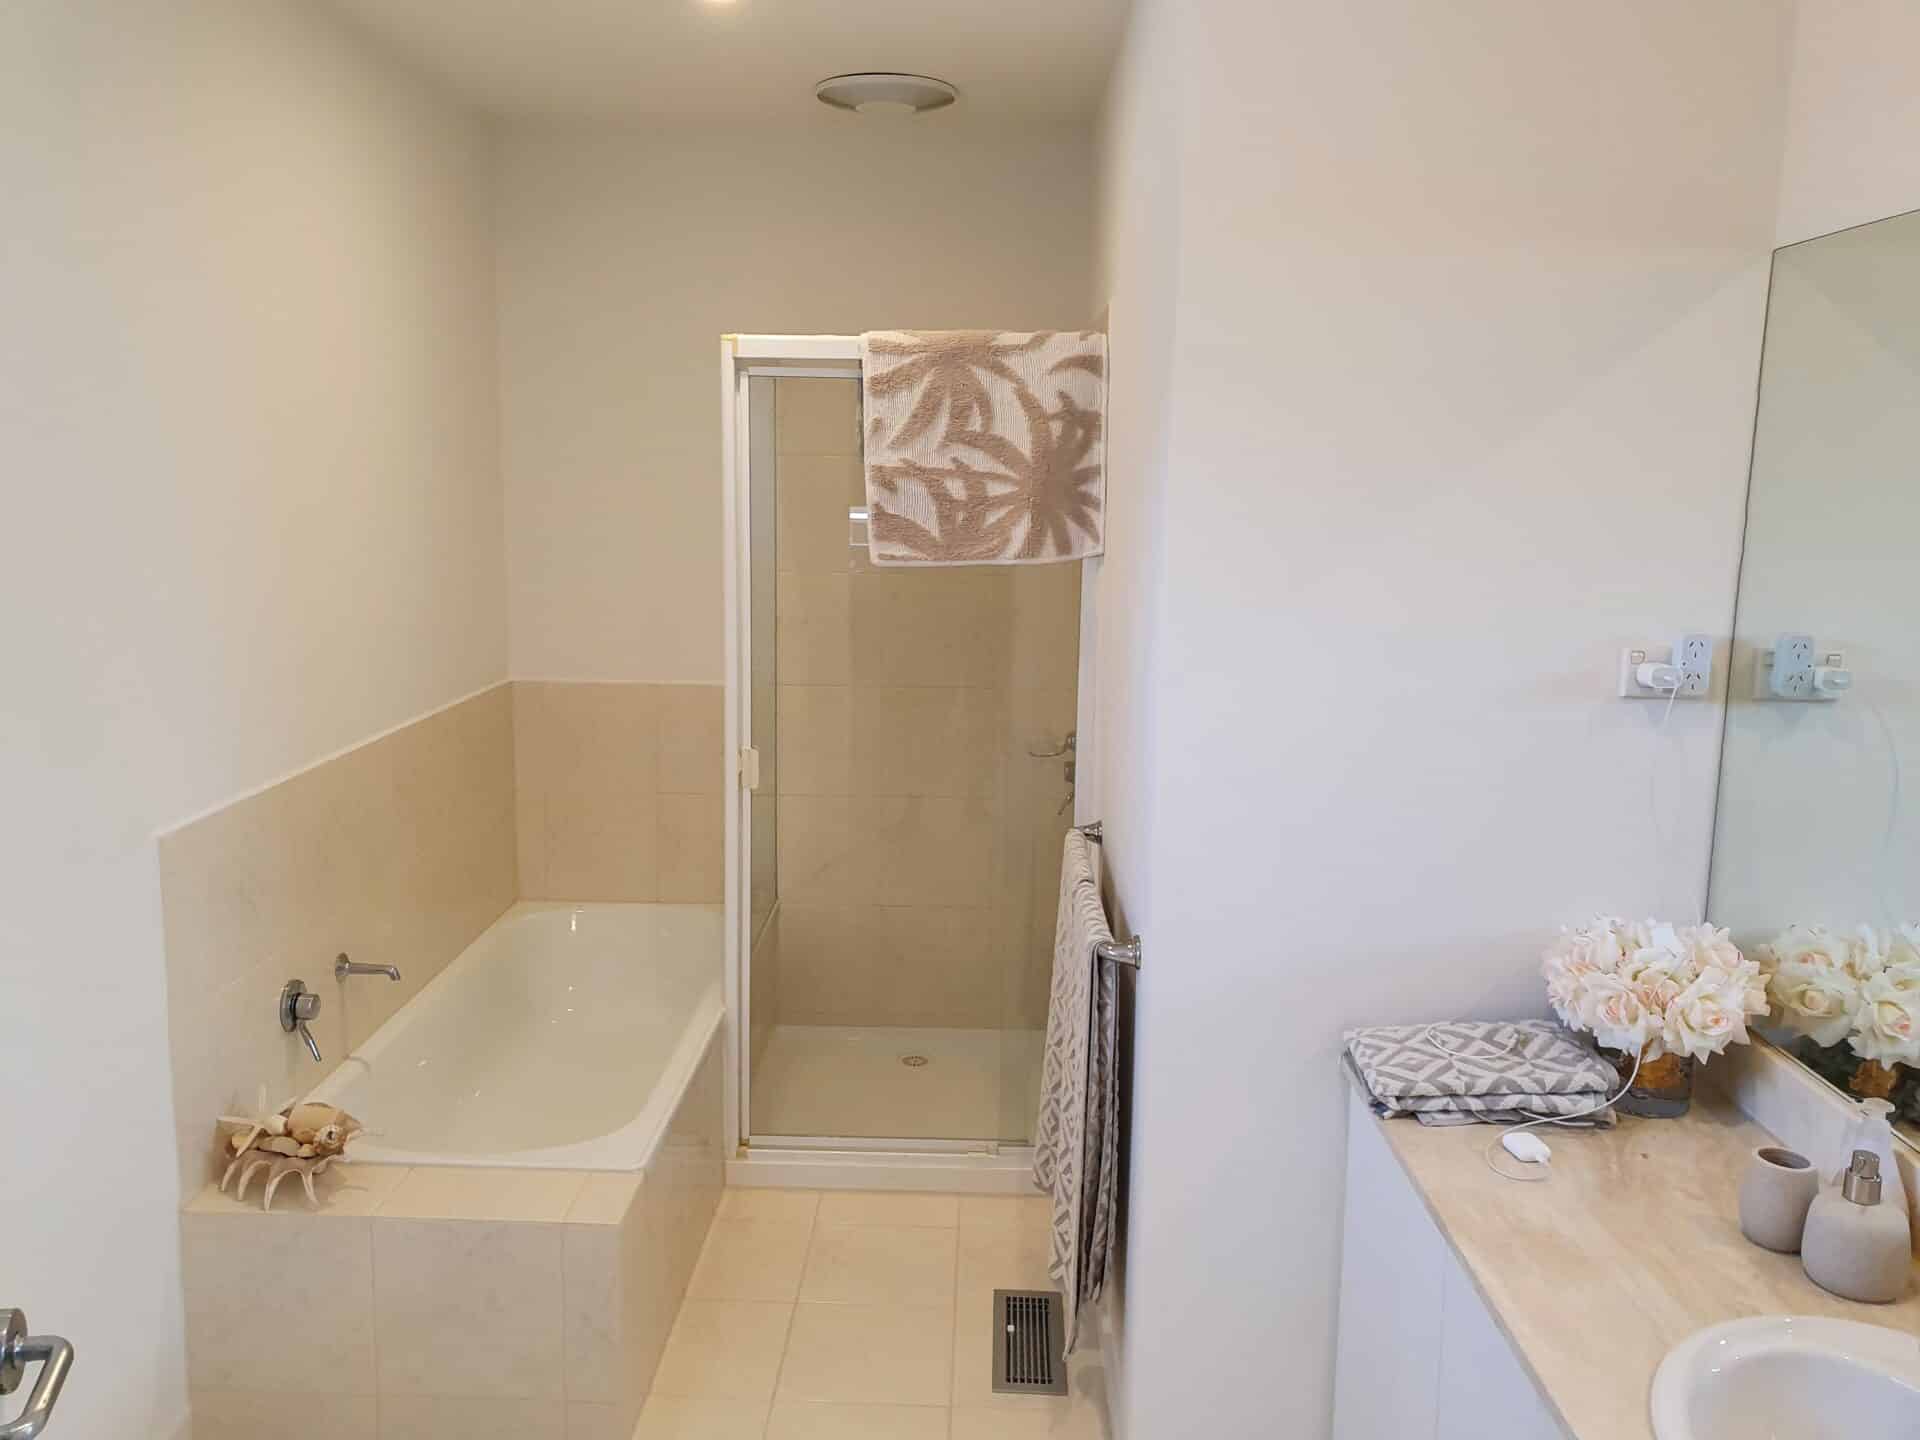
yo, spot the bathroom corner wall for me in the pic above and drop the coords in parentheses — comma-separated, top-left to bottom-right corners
(159, 687, 517, 1201)
(511, 682, 725, 902)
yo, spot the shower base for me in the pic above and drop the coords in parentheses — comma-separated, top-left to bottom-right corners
(751, 1024, 1043, 1144)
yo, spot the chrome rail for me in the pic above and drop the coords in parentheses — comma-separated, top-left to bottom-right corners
(0, 1311, 73, 1439)
(1073, 821, 1142, 970)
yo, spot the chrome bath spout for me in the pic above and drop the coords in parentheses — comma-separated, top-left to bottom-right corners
(335, 952, 401, 983)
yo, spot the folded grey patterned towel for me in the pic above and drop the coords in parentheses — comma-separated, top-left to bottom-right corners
(1343, 1020, 1619, 1127)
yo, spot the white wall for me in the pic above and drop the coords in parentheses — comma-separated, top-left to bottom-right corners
(495, 116, 1094, 683)
(1094, 2, 1799, 1434)
(0, 3, 503, 1434)
(1775, 0, 1920, 245)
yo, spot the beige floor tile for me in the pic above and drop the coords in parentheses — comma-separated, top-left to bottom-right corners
(951, 1407, 1098, 1438)
(375, 1165, 588, 1222)
(949, 1302, 1072, 1414)
(631, 1393, 773, 1439)
(778, 1303, 953, 1407)
(957, 1195, 1051, 1233)
(801, 1225, 958, 1307)
(687, 1219, 813, 1302)
(766, 1401, 950, 1439)
(650, 1299, 793, 1402)
(191, 1389, 376, 1440)
(955, 1224, 1055, 1313)
(565, 1400, 644, 1440)
(815, 1191, 961, 1228)
(375, 1394, 564, 1438)
(717, 1188, 821, 1225)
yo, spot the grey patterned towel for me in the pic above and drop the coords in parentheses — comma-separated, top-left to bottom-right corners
(1032, 829, 1119, 1352)
(1344, 1020, 1618, 1126)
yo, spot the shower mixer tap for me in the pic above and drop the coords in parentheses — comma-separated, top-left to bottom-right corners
(279, 979, 323, 1063)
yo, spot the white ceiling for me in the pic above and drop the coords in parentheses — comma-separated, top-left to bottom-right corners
(326, 0, 1127, 121)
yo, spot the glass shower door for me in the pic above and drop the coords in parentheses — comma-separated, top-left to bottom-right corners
(744, 373, 1080, 1146)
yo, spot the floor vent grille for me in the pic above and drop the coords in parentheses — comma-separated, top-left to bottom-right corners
(992, 1289, 1068, 1396)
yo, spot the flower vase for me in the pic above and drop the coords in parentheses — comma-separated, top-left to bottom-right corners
(1605, 1045, 1693, 1118)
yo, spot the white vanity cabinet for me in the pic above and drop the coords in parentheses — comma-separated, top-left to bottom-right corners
(1332, 1091, 1569, 1439)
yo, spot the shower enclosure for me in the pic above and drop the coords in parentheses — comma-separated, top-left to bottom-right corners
(723, 338, 1084, 1169)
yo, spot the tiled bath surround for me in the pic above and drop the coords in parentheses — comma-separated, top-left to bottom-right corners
(159, 686, 518, 1203)
(181, 1029, 723, 1440)
(158, 679, 726, 1200)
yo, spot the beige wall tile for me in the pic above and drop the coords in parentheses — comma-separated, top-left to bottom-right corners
(776, 574, 851, 686)
(376, 1166, 587, 1223)
(772, 905, 868, 1025)
(1006, 560, 1083, 691)
(750, 910, 778, 1060)
(852, 686, 1003, 801)
(856, 796, 994, 908)
(516, 682, 661, 901)
(658, 684, 724, 794)
(858, 906, 1001, 1029)
(777, 686, 852, 797)
(372, 1218, 565, 1398)
(562, 1222, 633, 1408)
(799, 1225, 958, 1307)
(778, 455, 860, 576)
(160, 687, 516, 1200)
(777, 1303, 952, 1407)
(377, 1395, 564, 1439)
(191, 1390, 376, 1440)
(777, 377, 860, 456)
(658, 794, 724, 904)
(777, 797, 857, 902)
(186, 1163, 408, 1219)
(181, 1212, 376, 1393)
(850, 571, 1010, 689)
(566, 1173, 641, 1227)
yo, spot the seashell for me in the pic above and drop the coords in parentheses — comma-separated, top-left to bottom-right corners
(258, 1135, 304, 1157)
(285, 1102, 340, 1144)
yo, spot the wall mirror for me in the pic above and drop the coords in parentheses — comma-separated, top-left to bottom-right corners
(1709, 205, 1920, 1143)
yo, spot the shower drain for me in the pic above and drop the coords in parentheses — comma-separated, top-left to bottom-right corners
(899, 1054, 930, 1068)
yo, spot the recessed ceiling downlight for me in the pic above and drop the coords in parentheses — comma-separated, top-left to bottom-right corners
(814, 73, 957, 116)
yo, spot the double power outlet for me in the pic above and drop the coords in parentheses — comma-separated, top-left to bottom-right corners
(1617, 634, 1715, 699)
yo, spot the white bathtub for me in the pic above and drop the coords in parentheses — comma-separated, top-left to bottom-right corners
(309, 902, 723, 1170)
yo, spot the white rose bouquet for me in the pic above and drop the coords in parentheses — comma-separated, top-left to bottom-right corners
(1541, 917, 1768, 1063)
(1757, 923, 1920, 1070)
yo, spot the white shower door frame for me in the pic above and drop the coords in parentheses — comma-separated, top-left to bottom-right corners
(718, 333, 1101, 1193)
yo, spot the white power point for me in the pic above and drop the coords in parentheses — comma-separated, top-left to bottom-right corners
(1618, 638, 1714, 699)
(1754, 635, 1848, 701)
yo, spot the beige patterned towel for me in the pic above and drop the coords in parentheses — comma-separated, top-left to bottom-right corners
(860, 330, 1106, 566)
(1031, 828, 1120, 1352)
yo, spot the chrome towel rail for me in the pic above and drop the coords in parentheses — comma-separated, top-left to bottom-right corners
(1073, 821, 1142, 970)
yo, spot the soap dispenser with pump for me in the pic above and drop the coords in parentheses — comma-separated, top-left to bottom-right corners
(1802, 1150, 1911, 1304)
(1835, 1097, 1909, 1216)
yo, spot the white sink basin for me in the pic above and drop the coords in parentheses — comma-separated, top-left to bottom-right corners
(1651, 1316, 1920, 1439)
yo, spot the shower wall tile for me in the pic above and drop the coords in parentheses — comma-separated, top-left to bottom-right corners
(159, 686, 517, 1202)
(850, 571, 1011, 689)
(776, 796, 857, 902)
(857, 796, 996, 909)
(778, 455, 861, 575)
(853, 686, 1005, 802)
(777, 376, 862, 457)
(776, 574, 852, 686)
(777, 686, 853, 797)
(513, 681, 725, 904)
(658, 793, 724, 904)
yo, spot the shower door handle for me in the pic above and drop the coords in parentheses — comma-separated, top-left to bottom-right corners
(0, 1311, 74, 1439)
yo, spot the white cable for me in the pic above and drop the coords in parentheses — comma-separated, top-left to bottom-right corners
(1482, 1045, 1645, 1183)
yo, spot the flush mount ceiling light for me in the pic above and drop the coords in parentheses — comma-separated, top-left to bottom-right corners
(814, 73, 958, 116)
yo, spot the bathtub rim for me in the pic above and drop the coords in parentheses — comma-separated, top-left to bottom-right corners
(306, 900, 723, 1173)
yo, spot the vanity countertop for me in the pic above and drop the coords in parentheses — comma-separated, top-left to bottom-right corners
(1373, 1089, 1920, 1440)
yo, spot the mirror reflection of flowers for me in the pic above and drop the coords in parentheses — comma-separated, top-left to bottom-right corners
(1758, 924, 1920, 1111)
(1542, 918, 1769, 1062)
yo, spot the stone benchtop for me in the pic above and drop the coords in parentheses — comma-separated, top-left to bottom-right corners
(1370, 1087, 1920, 1439)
